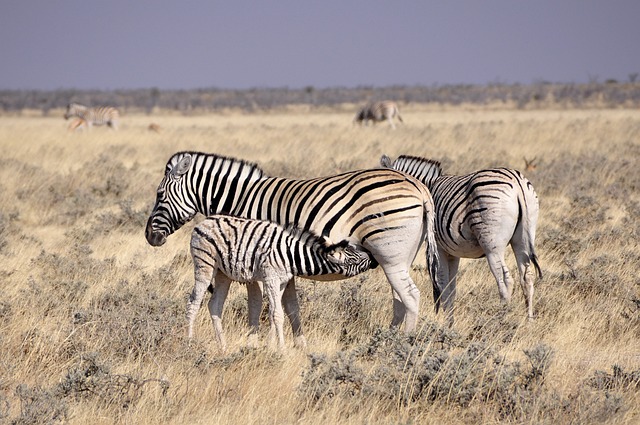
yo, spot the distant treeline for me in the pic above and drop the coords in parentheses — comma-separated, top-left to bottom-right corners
(2, 82, 639, 114)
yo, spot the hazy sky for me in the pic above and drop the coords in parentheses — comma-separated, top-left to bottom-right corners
(1, 1, 638, 90)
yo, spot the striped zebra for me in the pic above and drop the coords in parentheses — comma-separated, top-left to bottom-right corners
(353, 100, 404, 129)
(380, 154, 542, 322)
(64, 102, 119, 130)
(187, 214, 373, 349)
(145, 151, 440, 343)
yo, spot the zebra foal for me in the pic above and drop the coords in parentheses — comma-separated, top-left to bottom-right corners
(187, 215, 373, 350)
(381, 154, 542, 322)
(354, 100, 404, 129)
(64, 102, 120, 130)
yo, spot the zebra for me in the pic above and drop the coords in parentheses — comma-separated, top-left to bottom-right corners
(145, 151, 440, 345)
(380, 154, 542, 322)
(187, 214, 373, 350)
(64, 102, 120, 130)
(353, 100, 404, 129)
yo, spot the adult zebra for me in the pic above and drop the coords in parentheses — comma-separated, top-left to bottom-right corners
(64, 103, 120, 130)
(353, 100, 404, 129)
(188, 214, 373, 350)
(380, 154, 542, 322)
(145, 151, 440, 343)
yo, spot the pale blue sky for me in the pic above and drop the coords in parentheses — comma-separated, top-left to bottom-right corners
(1, 1, 638, 90)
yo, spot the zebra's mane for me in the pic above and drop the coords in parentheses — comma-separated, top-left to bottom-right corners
(166, 151, 267, 177)
(381, 154, 443, 178)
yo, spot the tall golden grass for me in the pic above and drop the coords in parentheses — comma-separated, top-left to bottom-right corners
(0, 104, 638, 424)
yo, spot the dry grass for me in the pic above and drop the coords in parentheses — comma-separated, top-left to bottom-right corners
(0, 104, 638, 424)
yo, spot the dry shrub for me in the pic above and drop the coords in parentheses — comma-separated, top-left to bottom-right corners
(9, 353, 170, 424)
(300, 325, 634, 423)
(588, 365, 640, 392)
(58, 352, 169, 410)
(12, 384, 68, 425)
(79, 278, 184, 361)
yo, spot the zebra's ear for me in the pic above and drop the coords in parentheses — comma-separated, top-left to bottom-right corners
(326, 247, 345, 264)
(172, 154, 192, 177)
(380, 154, 393, 168)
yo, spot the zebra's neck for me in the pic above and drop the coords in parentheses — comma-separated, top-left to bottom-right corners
(179, 152, 266, 217)
(286, 229, 341, 276)
(393, 156, 442, 189)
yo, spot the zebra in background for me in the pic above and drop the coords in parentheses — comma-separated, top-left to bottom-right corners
(64, 102, 120, 130)
(145, 151, 440, 344)
(187, 214, 373, 350)
(380, 154, 542, 322)
(354, 100, 404, 129)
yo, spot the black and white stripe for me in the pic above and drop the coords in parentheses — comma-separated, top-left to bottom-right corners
(186, 215, 373, 349)
(353, 100, 404, 129)
(381, 154, 542, 321)
(64, 103, 119, 129)
(145, 151, 440, 341)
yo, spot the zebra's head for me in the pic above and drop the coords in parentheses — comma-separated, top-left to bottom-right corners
(353, 107, 370, 124)
(326, 241, 376, 277)
(64, 103, 83, 120)
(145, 153, 197, 247)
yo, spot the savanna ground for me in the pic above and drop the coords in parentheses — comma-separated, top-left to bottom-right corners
(0, 103, 638, 424)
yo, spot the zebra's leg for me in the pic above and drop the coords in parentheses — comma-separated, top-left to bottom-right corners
(437, 250, 460, 326)
(207, 273, 232, 351)
(391, 289, 406, 327)
(186, 257, 216, 339)
(281, 278, 307, 349)
(383, 265, 420, 332)
(485, 250, 515, 303)
(264, 278, 287, 350)
(388, 117, 396, 129)
(512, 244, 535, 320)
(246, 281, 263, 347)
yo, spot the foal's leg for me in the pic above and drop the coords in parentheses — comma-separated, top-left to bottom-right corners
(186, 254, 216, 339)
(207, 273, 232, 351)
(246, 281, 263, 346)
(264, 277, 287, 350)
(282, 278, 307, 348)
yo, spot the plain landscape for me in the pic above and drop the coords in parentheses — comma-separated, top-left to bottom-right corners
(0, 94, 639, 424)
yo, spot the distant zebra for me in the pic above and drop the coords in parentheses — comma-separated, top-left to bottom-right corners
(64, 102, 119, 130)
(187, 215, 373, 350)
(146, 151, 440, 345)
(354, 101, 404, 129)
(380, 154, 542, 322)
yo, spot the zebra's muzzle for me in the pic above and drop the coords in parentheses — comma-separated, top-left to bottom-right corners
(145, 219, 167, 246)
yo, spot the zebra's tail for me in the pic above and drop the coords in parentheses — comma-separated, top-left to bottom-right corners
(519, 177, 543, 280)
(422, 196, 441, 312)
(395, 106, 404, 123)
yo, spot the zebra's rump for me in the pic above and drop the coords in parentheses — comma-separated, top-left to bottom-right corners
(433, 168, 530, 255)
